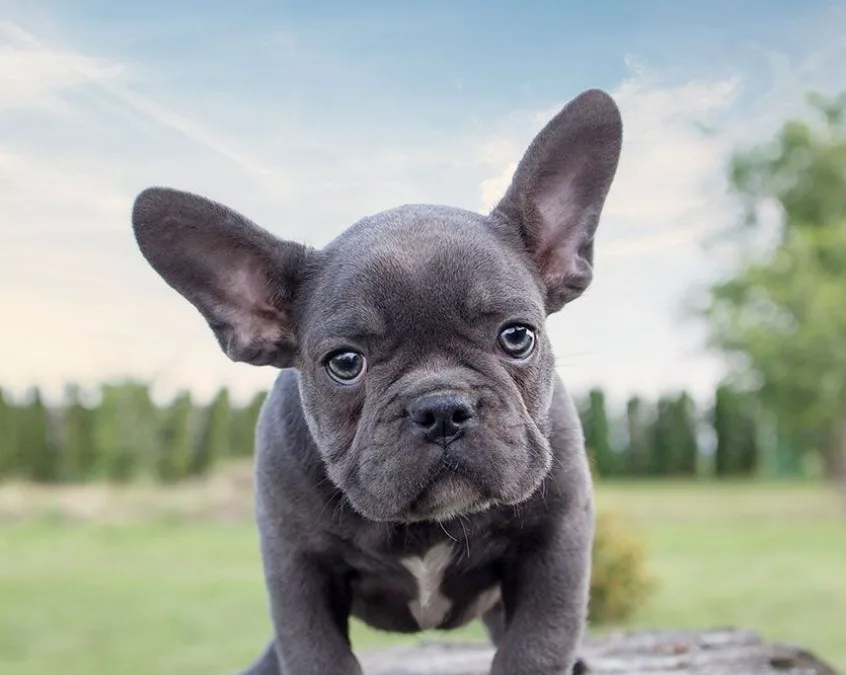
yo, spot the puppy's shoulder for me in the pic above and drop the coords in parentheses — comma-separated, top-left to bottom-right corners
(549, 375, 583, 440)
(255, 369, 312, 460)
(543, 376, 593, 514)
(254, 370, 327, 504)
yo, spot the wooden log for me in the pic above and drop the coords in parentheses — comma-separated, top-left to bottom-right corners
(357, 628, 840, 675)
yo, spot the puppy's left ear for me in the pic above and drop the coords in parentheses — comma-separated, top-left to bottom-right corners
(132, 187, 312, 368)
(492, 88, 622, 313)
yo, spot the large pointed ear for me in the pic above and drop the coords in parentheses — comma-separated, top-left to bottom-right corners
(131, 187, 312, 368)
(492, 88, 622, 313)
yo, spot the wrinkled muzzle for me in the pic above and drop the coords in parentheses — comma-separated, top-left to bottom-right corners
(323, 383, 553, 523)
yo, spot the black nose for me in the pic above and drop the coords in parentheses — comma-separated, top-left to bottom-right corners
(406, 392, 475, 446)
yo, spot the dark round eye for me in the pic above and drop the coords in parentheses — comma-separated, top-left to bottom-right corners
(325, 350, 366, 384)
(498, 324, 536, 359)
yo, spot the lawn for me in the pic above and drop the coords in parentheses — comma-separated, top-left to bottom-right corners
(0, 479, 844, 674)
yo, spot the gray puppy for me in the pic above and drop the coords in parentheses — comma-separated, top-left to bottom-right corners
(131, 88, 622, 675)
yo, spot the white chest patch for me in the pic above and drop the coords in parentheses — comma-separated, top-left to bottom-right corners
(400, 542, 454, 630)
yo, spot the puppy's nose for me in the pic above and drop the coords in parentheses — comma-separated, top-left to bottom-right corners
(406, 393, 475, 446)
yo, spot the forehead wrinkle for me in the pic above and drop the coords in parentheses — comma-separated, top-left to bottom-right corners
(462, 294, 542, 325)
(316, 310, 387, 342)
(307, 209, 546, 352)
(361, 250, 542, 333)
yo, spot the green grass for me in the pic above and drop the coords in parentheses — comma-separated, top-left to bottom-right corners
(594, 480, 846, 666)
(0, 480, 844, 674)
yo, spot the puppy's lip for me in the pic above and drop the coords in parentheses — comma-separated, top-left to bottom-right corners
(405, 488, 493, 523)
(405, 459, 493, 521)
(406, 452, 475, 505)
(406, 462, 448, 512)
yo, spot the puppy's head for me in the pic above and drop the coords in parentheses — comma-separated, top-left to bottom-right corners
(132, 89, 622, 523)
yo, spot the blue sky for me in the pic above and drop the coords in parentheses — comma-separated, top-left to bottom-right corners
(1, 1, 844, 407)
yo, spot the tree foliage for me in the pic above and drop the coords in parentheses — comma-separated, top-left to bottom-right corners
(701, 90, 846, 478)
(582, 388, 616, 476)
(625, 396, 652, 475)
(20, 388, 57, 482)
(193, 387, 231, 476)
(157, 391, 195, 483)
(712, 384, 760, 477)
(61, 384, 97, 481)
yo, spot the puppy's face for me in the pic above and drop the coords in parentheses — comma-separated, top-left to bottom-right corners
(295, 207, 555, 522)
(131, 88, 622, 523)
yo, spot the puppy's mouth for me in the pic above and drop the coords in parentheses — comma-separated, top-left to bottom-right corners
(403, 457, 492, 523)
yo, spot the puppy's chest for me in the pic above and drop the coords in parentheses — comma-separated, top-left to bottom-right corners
(349, 541, 501, 632)
(399, 542, 456, 630)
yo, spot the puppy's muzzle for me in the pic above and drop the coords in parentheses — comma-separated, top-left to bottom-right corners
(406, 392, 475, 446)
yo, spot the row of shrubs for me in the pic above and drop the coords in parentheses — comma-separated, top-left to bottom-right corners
(0, 378, 783, 484)
(0, 382, 266, 483)
(576, 384, 798, 479)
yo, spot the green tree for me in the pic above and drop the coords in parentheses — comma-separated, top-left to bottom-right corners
(713, 384, 737, 477)
(157, 391, 195, 482)
(669, 392, 699, 476)
(94, 384, 122, 479)
(699, 90, 846, 486)
(193, 387, 231, 476)
(20, 388, 57, 482)
(0, 388, 19, 479)
(712, 384, 761, 478)
(625, 396, 652, 476)
(61, 384, 97, 481)
(583, 388, 616, 477)
(94, 381, 158, 482)
(649, 396, 675, 476)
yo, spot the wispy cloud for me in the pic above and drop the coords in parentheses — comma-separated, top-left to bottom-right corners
(0, 20, 290, 185)
(0, 20, 124, 111)
(1, 5, 844, 407)
(475, 64, 743, 261)
(467, 31, 843, 404)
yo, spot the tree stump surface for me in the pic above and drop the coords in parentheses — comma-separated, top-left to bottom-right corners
(358, 628, 840, 675)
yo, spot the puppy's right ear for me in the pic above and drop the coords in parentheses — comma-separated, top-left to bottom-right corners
(132, 187, 311, 368)
(491, 89, 622, 314)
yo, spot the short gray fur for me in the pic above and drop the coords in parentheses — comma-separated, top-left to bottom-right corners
(131, 88, 624, 675)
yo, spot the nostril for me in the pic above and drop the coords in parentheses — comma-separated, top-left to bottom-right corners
(451, 407, 472, 426)
(420, 411, 437, 429)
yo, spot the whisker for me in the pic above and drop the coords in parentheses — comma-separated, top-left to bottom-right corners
(458, 514, 471, 558)
(439, 520, 459, 543)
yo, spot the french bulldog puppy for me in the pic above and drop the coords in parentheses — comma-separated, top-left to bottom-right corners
(131, 88, 622, 675)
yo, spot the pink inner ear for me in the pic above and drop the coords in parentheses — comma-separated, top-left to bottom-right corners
(532, 174, 597, 302)
(542, 251, 593, 290)
(534, 174, 580, 270)
(225, 264, 287, 348)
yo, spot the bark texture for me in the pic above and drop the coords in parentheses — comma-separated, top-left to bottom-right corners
(358, 628, 840, 675)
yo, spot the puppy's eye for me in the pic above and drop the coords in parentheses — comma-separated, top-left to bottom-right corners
(498, 324, 536, 359)
(325, 350, 366, 384)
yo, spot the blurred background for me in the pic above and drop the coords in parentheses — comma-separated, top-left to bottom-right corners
(1, 1, 845, 673)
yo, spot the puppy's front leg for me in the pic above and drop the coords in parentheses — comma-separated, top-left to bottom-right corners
(490, 506, 593, 675)
(263, 551, 362, 675)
